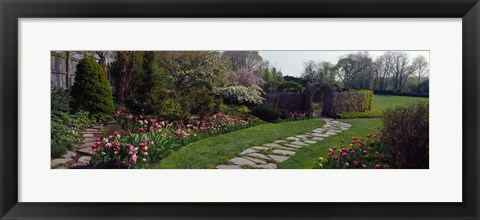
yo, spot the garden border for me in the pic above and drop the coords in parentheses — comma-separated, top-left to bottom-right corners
(1, 0, 479, 219)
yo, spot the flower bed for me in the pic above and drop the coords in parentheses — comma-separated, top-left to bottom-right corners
(88, 112, 262, 168)
(319, 133, 408, 169)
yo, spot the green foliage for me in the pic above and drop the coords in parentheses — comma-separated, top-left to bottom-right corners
(251, 103, 281, 122)
(381, 101, 429, 168)
(71, 58, 115, 115)
(177, 89, 216, 119)
(277, 81, 304, 94)
(219, 104, 251, 116)
(145, 86, 182, 119)
(51, 86, 72, 112)
(213, 85, 264, 105)
(333, 90, 373, 113)
(51, 110, 94, 157)
(125, 51, 159, 113)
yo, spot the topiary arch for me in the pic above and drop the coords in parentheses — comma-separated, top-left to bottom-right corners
(304, 82, 335, 117)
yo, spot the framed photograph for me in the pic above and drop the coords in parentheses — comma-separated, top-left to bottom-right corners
(1, 0, 478, 219)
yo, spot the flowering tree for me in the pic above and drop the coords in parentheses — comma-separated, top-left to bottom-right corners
(213, 85, 264, 105)
(235, 68, 265, 87)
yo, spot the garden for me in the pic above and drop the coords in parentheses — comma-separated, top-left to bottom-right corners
(51, 50, 429, 169)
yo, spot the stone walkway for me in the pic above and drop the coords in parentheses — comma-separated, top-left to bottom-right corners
(215, 118, 351, 169)
(51, 122, 113, 169)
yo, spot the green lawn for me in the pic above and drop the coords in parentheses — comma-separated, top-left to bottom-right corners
(278, 118, 383, 169)
(157, 119, 325, 169)
(372, 95, 428, 111)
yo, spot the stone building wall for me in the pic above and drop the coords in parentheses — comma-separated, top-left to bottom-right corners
(51, 52, 80, 89)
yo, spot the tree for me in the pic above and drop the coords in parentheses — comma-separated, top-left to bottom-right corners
(412, 55, 429, 88)
(222, 51, 263, 71)
(70, 58, 115, 115)
(335, 52, 374, 89)
(390, 52, 415, 92)
(158, 51, 231, 92)
(235, 68, 266, 87)
(110, 51, 138, 102)
(373, 52, 394, 90)
(301, 60, 317, 80)
(317, 61, 337, 84)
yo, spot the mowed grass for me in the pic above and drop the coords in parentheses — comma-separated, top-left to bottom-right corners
(157, 119, 325, 169)
(278, 118, 383, 169)
(373, 95, 428, 111)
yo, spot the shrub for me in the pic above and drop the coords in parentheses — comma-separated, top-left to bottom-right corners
(213, 85, 264, 105)
(51, 86, 72, 112)
(70, 58, 115, 115)
(251, 103, 281, 122)
(333, 90, 373, 113)
(219, 104, 251, 116)
(277, 81, 304, 94)
(381, 101, 429, 168)
(145, 86, 183, 119)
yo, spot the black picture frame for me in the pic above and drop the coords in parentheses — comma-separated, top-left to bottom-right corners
(1, 0, 479, 219)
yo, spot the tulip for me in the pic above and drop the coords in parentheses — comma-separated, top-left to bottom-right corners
(362, 164, 367, 169)
(375, 164, 382, 169)
(344, 162, 350, 168)
(353, 161, 359, 166)
(129, 154, 138, 165)
(318, 157, 323, 161)
(362, 150, 368, 156)
(105, 143, 112, 151)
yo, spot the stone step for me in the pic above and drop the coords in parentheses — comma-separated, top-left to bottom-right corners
(268, 155, 289, 163)
(271, 149, 296, 156)
(229, 157, 256, 166)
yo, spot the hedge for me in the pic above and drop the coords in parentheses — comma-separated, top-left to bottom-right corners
(332, 90, 373, 114)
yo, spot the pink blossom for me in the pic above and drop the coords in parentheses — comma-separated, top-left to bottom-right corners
(375, 164, 382, 169)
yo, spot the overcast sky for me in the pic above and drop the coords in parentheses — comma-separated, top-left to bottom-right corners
(258, 51, 429, 77)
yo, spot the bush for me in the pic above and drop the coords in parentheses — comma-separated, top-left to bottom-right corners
(277, 81, 304, 94)
(213, 85, 264, 105)
(51, 86, 72, 112)
(219, 104, 251, 116)
(145, 86, 183, 119)
(251, 103, 280, 122)
(381, 101, 429, 168)
(71, 58, 115, 115)
(333, 90, 373, 113)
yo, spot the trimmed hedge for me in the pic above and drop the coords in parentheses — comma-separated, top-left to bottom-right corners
(333, 90, 373, 113)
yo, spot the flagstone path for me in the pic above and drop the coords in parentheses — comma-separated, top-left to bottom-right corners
(215, 118, 351, 169)
(51, 122, 115, 169)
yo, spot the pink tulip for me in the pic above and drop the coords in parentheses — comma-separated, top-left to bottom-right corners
(362, 164, 367, 169)
(353, 161, 359, 166)
(344, 162, 350, 168)
(375, 164, 382, 169)
(129, 154, 138, 165)
(105, 143, 112, 151)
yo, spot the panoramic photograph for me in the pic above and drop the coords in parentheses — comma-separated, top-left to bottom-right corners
(50, 50, 429, 169)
